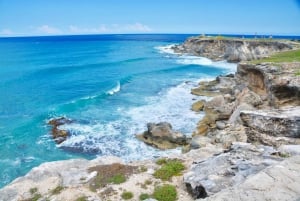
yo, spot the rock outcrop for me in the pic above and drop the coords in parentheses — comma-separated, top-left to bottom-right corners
(172, 37, 293, 62)
(136, 122, 190, 149)
(201, 155, 300, 201)
(48, 117, 73, 144)
(184, 142, 285, 199)
(241, 107, 300, 146)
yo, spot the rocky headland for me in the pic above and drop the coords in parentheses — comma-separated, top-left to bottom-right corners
(1, 37, 300, 201)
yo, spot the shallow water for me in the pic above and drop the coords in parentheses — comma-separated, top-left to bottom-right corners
(0, 34, 236, 188)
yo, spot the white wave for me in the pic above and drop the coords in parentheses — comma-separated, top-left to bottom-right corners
(176, 55, 237, 72)
(55, 80, 209, 161)
(155, 44, 178, 55)
(107, 81, 121, 95)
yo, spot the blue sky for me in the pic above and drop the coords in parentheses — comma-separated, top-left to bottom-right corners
(0, 0, 300, 36)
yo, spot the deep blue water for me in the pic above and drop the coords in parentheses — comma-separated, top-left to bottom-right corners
(0, 34, 239, 188)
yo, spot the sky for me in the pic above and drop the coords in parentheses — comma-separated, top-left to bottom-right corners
(0, 0, 300, 37)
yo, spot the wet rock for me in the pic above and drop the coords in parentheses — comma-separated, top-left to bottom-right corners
(48, 117, 73, 144)
(241, 107, 300, 146)
(184, 142, 283, 198)
(191, 100, 206, 112)
(136, 122, 189, 149)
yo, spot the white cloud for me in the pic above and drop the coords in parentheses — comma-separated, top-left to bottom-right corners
(0, 28, 13, 36)
(68, 23, 152, 34)
(37, 25, 62, 34)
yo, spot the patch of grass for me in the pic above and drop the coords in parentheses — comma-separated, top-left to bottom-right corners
(51, 185, 64, 195)
(156, 158, 168, 165)
(88, 163, 137, 191)
(139, 193, 150, 200)
(76, 196, 88, 201)
(121, 191, 134, 200)
(108, 174, 126, 184)
(153, 184, 177, 201)
(29, 187, 38, 194)
(139, 165, 148, 172)
(295, 71, 300, 76)
(251, 49, 300, 64)
(154, 159, 185, 181)
(31, 193, 42, 201)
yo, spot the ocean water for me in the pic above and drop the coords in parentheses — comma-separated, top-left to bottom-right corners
(0, 34, 236, 188)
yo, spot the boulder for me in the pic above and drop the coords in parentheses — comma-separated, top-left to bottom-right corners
(184, 142, 284, 199)
(235, 87, 263, 107)
(136, 122, 189, 149)
(191, 100, 206, 112)
(48, 117, 73, 144)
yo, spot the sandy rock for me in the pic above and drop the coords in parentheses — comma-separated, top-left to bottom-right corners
(191, 100, 206, 112)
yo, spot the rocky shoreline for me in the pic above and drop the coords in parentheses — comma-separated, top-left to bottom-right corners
(1, 37, 300, 201)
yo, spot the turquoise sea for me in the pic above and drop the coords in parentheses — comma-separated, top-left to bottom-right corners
(0, 34, 237, 188)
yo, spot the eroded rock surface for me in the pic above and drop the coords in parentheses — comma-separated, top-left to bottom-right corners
(184, 142, 284, 199)
(48, 117, 74, 144)
(173, 37, 292, 62)
(136, 122, 190, 149)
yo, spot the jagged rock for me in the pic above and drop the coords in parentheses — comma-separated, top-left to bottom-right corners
(191, 100, 206, 112)
(201, 155, 300, 201)
(173, 37, 292, 62)
(237, 62, 300, 107)
(48, 117, 73, 144)
(235, 87, 263, 107)
(136, 122, 189, 149)
(194, 96, 234, 136)
(184, 142, 284, 198)
(210, 125, 247, 148)
(190, 136, 212, 149)
(240, 107, 300, 146)
(228, 103, 254, 125)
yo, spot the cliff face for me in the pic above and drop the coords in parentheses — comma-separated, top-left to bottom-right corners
(173, 37, 293, 62)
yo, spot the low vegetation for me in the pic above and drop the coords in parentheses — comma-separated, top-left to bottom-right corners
(121, 191, 134, 200)
(51, 185, 64, 195)
(88, 163, 137, 191)
(154, 158, 185, 181)
(251, 49, 300, 63)
(75, 196, 88, 201)
(153, 184, 177, 201)
(139, 193, 150, 200)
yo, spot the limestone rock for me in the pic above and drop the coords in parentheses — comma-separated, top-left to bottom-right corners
(201, 155, 300, 201)
(136, 122, 189, 149)
(191, 100, 205, 112)
(240, 107, 300, 147)
(173, 37, 292, 62)
(184, 142, 284, 199)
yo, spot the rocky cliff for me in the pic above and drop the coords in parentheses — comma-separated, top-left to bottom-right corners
(172, 37, 294, 62)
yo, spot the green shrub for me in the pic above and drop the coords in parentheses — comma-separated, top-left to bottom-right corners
(51, 185, 64, 195)
(121, 191, 134, 200)
(156, 158, 167, 165)
(29, 187, 38, 194)
(31, 193, 42, 201)
(76, 196, 88, 201)
(108, 174, 126, 184)
(153, 184, 177, 201)
(154, 159, 185, 180)
(139, 193, 150, 200)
